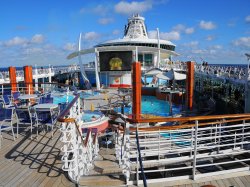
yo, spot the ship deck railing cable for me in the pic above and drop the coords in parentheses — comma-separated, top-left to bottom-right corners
(135, 128, 147, 187)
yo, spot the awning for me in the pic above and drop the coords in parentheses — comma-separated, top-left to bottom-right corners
(156, 69, 186, 80)
(144, 68, 162, 76)
(67, 46, 180, 60)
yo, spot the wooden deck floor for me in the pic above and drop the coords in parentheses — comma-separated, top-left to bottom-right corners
(2, 124, 250, 187)
(0, 126, 75, 187)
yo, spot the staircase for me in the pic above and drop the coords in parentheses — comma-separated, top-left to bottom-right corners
(78, 147, 126, 187)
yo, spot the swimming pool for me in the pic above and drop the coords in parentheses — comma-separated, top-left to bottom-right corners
(80, 91, 100, 99)
(53, 94, 74, 104)
(161, 132, 191, 146)
(82, 111, 102, 122)
(114, 96, 181, 117)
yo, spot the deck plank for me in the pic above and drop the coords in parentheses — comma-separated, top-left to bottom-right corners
(0, 127, 73, 187)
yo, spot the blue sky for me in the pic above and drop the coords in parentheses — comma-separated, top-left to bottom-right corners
(0, 0, 249, 67)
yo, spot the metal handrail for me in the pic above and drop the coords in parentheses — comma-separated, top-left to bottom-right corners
(135, 129, 147, 187)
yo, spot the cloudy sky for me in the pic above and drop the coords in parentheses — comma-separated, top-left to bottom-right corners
(0, 0, 249, 67)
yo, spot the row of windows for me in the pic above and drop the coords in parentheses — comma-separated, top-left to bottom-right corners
(96, 42, 175, 51)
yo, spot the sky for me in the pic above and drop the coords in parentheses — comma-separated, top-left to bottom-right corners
(0, 0, 250, 67)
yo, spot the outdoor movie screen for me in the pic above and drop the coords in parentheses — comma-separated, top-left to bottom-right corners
(99, 51, 132, 71)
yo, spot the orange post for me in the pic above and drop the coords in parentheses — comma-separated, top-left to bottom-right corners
(23, 66, 34, 94)
(186, 61, 195, 110)
(132, 62, 141, 120)
(9, 66, 17, 92)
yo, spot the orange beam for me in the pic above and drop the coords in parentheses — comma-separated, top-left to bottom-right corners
(9, 66, 17, 92)
(23, 66, 34, 94)
(132, 62, 141, 120)
(126, 113, 250, 124)
(186, 61, 195, 110)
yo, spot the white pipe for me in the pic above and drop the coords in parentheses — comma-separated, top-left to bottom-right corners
(95, 48, 100, 90)
(156, 28, 160, 69)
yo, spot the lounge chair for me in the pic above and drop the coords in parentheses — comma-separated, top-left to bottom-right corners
(0, 108, 15, 148)
(35, 107, 59, 137)
(15, 106, 37, 139)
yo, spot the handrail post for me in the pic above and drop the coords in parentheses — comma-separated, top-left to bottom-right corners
(158, 128, 160, 160)
(190, 126, 193, 157)
(241, 120, 245, 149)
(136, 124, 139, 186)
(192, 120, 198, 180)
(218, 122, 221, 153)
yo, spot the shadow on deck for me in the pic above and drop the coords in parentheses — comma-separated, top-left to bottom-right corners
(0, 127, 75, 187)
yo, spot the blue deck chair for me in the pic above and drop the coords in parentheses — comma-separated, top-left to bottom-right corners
(15, 107, 37, 139)
(0, 108, 15, 148)
(12, 91, 20, 101)
(35, 107, 59, 137)
(39, 97, 53, 104)
(58, 102, 67, 113)
(2, 95, 13, 108)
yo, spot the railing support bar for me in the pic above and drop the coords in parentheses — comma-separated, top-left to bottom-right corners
(193, 120, 198, 180)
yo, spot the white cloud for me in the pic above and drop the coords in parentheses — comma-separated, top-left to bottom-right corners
(199, 20, 216, 30)
(80, 5, 109, 16)
(160, 31, 180, 41)
(93, 5, 109, 16)
(83, 32, 100, 41)
(114, 1, 152, 15)
(172, 24, 194, 34)
(246, 15, 250, 23)
(233, 37, 250, 48)
(206, 35, 215, 41)
(79, 8, 87, 14)
(26, 47, 43, 53)
(185, 27, 194, 34)
(31, 34, 45, 44)
(148, 30, 157, 39)
(148, 30, 180, 40)
(148, 30, 158, 39)
(112, 29, 120, 35)
(172, 24, 185, 32)
(63, 43, 77, 51)
(212, 45, 222, 49)
(98, 18, 114, 25)
(183, 41, 199, 48)
(4, 36, 28, 47)
(191, 49, 207, 54)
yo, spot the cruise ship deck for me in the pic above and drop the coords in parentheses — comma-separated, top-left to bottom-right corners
(2, 126, 250, 187)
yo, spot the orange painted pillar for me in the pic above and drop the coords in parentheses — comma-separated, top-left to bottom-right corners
(132, 62, 141, 120)
(9, 66, 17, 92)
(186, 61, 195, 110)
(23, 66, 34, 94)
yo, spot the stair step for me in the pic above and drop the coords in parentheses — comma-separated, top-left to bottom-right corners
(79, 174, 125, 187)
(90, 160, 123, 175)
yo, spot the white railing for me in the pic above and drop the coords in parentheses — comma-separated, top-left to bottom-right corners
(116, 123, 131, 184)
(117, 118, 250, 185)
(59, 94, 99, 183)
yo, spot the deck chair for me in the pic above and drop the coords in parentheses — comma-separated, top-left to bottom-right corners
(2, 95, 13, 108)
(0, 108, 15, 148)
(35, 107, 59, 137)
(39, 97, 53, 104)
(15, 106, 37, 139)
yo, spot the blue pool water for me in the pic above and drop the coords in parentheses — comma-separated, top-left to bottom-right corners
(82, 111, 102, 122)
(161, 132, 191, 146)
(80, 91, 99, 99)
(53, 95, 74, 104)
(114, 96, 181, 117)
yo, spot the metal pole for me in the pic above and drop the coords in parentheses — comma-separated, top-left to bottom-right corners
(193, 120, 198, 180)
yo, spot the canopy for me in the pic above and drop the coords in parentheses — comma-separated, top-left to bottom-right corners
(144, 68, 162, 76)
(156, 69, 186, 80)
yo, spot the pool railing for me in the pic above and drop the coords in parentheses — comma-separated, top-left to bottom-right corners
(116, 113, 250, 185)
